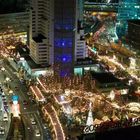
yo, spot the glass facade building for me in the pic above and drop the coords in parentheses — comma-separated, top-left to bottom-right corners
(118, 0, 140, 20)
(117, 0, 140, 38)
(54, 0, 76, 76)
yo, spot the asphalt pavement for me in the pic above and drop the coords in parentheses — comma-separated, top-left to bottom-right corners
(0, 61, 45, 140)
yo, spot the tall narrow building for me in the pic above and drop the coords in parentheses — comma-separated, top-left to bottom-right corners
(117, 0, 140, 38)
(30, 0, 54, 65)
(30, 0, 87, 76)
(53, 0, 76, 76)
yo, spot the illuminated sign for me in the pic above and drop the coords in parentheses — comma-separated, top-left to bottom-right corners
(20, 57, 25, 61)
(11, 96, 20, 117)
(83, 118, 140, 134)
(74, 68, 83, 75)
(12, 103, 20, 117)
(12, 95, 19, 101)
(84, 125, 95, 134)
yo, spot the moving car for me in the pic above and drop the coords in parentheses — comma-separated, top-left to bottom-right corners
(23, 100, 28, 105)
(35, 129, 40, 137)
(43, 123, 48, 129)
(30, 117, 36, 125)
(3, 113, 8, 121)
(0, 127, 5, 135)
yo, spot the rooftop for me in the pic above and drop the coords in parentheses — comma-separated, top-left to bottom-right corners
(90, 71, 121, 84)
(18, 45, 50, 69)
(78, 125, 140, 140)
(75, 57, 98, 66)
(16, 45, 30, 56)
(33, 34, 46, 43)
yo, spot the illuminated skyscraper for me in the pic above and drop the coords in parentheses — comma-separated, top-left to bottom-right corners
(53, 0, 76, 76)
(30, 0, 54, 65)
(117, 0, 140, 38)
(54, 0, 88, 76)
(118, 0, 140, 20)
(30, 0, 87, 76)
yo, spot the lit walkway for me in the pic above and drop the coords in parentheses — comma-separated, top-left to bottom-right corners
(54, 95, 72, 114)
(37, 78, 66, 139)
(43, 104, 65, 140)
(30, 86, 45, 102)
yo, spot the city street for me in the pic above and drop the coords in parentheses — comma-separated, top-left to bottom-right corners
(0, 1, 139, 140)
(0, 60, 49, 140)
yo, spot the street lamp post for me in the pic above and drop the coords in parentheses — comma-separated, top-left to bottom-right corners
(5, 77, 10, 90)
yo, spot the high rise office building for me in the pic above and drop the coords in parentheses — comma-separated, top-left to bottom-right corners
(30, 0, 87, 76)
(0, 12, 29, 35)
(117, 0, 140, 38)
(0, 0, 30, 43)
(30, 0, 54, 65)
(76, 0, 88, 61)
(118, 0, 140, 20)
(53, 0, 76, 76)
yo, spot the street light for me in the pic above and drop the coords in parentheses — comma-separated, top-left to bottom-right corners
(5, 77, 10, 90)
(5, 77, 10, 82)
(1, 67, 5, 71)
(9, 90, 13, 94)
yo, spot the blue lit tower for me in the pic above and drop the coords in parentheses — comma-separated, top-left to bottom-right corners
(30, 0, 86, 76)
(54, 0, 76, 76)
(117, 0, 140, 38)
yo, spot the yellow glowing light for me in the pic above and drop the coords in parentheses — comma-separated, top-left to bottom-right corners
(43, 105, 65, 140)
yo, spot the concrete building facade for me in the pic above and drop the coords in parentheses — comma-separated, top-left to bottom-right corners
(30, 0, 88, 75)
(30, 0, 54, 65)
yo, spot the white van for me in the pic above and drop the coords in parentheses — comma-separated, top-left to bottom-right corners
(3, 113, 8, 121)
(30, 117, 36, 125)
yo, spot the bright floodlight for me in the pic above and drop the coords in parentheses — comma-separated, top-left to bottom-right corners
(65, 89, 70, 96)
(5, 77, 10, 81)
(9, 90, 13, 94)
(107, 0, 111, 3)
(1, 67, 5, 71)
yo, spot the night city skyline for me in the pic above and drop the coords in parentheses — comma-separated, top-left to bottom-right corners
(0, 0, 140, 140)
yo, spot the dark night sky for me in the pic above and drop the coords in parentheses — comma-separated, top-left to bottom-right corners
(0, 0, 29, 14)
